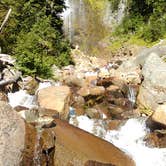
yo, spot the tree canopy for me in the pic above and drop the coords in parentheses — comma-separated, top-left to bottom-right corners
(110, 0, 166, 42)
(0, 0, 72, 78)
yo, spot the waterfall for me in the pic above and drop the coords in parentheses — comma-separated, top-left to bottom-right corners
(127, 85, 136, 108)
(70, 116, 166, 166)
(103, 0, 127, 26)
(62, 0, 127, 55)
(62, 0, 86, 42)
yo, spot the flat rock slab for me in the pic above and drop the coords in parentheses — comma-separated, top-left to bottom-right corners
(37, 86, 71, 119)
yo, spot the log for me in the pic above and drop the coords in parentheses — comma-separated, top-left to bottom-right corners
(0, 8, 12, 33)
(0, 72, 21, 86)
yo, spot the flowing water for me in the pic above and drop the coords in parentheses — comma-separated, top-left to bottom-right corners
(8, 90, 36, 109)
(127, 85, 136, 108)
(70, 116, 166, 166)
(8, 83, 166, 165)
(62, 0, 127, 55)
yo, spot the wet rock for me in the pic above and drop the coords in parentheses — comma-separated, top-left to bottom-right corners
(14, 105, 29, 112)
(41, 129, 55, 151)
(97, 77, 113, 88)
(78, 86, 105, 97)
(108, 104, 125, 118)
(0, 101, 25, 166)
(144, 128, 166, 148)
(152, 104, 166, 126)
(37, 86, 71, 119)
(113, 98, 133, 110)
(94, 104, 112, 119)
(119, 109, 140, 119)
(137, 53, 166, 110)
(72, 95, 85, 107)
(53, 118, 135, 166)
(85, 108, 101, 119)
(107, 120, 123, 130)
(158, 134, 166, 148)
(23, 76, 39, 95)
(21, 123, 37, 166)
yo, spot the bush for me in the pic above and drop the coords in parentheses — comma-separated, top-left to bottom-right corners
(14, 17, 71, 78)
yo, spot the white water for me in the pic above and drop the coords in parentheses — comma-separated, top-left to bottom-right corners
(127, 85, 136, 107)
(70, 116, 166, 166)
(62, 0, 86, 41)
(62, 0, 127, 43)
(8, 82, 54, 109)
(8, 90, 36, 108)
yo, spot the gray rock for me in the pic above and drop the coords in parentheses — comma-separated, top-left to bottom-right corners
(0, 101, 25, 166)
(137, 53, 166, 109)
(134, 45, 166, 66)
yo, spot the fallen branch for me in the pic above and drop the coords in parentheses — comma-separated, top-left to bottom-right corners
(0, 8, 12, 33)
(0, 72, 21, 86)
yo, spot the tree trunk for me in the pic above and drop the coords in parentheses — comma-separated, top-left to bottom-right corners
(0, 8, 12, 33)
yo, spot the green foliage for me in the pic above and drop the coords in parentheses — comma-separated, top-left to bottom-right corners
(109, 0, 121, 11)
(0, 0, 72, 78)
(112, 0, 166, 43)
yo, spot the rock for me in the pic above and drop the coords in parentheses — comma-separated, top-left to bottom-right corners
(113, 98, 133, 110)
(0, 91, 8, 102)
(41, 129, 55, 151)
(0, 101, 25, 166)
(23, 76, 38, 95)
(0, 54, 15, 65)
(106, 85, 120, 92)
(152, 104, 166, 126)
(53, 118, 135, 166)
(137, 53, 166, 110)
(63, 72, 85, 87)
(94, 104, 112, 119)
(37, 86, 71, 119)
(116, 59, 141, 84)
(134, 45, 166, 66)
(85, 108, 101, 119)
(41, 129, 55, 166)
(144, 132, 160, 147)
(21, 123, 37, 166)
(107, 120, 123, 130)
(85, 75, 98, 86)
(71, 95, 85, 116)
(98, 67, 110, 78)
(78, 86, 105, 97)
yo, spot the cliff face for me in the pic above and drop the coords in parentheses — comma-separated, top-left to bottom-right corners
(62, 0, 127, 56)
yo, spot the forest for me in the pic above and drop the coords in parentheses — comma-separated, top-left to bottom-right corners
(110, 0, 166, 42)
(0, 0, 72, 78)
(0, 0, 166, 78)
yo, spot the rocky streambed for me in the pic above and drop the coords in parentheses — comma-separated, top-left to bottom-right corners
(1, 44, 166, 166)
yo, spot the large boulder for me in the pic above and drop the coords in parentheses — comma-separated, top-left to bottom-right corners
(53, 118, 135, 166)
(137, 53, 166, 110)
(152, 104, 166, 126)
(37, 86, 71, 119)
(0, 101, 25, 166)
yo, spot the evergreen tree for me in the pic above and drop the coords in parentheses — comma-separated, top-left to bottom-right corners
(0, 0, 72, 78)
